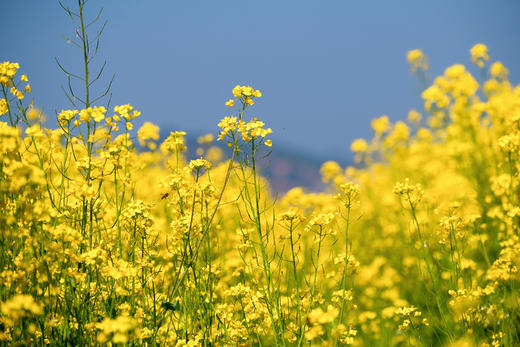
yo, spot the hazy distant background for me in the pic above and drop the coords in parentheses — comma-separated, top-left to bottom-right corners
(2, 0, 520, 191)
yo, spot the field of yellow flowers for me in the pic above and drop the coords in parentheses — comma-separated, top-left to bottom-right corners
(1, 2, 519, 346)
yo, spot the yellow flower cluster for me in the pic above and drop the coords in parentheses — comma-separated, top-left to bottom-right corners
(79, 106, 106, 123)
(394, 306, 429, 331)
(1, 43, 520, 346)
(188, 157, 212, 171)
(0, 61, 19, 86)
(1, 295, 43, 319)
(162, 130, 187, 152)
(421, 64, 478, 111)
(393, 178, 424, 206)
(137, 121, 160, 149)
(232, 85, 262, 105)
(114, 104, 141, 120)
(0, 62, 30, 102)
(96, 315, 139, 344)
(470, 43, 490, 68)
(238, 118, 273, 142)
(217, 116, 273, 146)
(407, 49, 429, 72)
(350, 138, 368, 153)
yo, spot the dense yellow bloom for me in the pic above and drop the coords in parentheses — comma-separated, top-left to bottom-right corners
(96, 315, 138, 344)
(305, 305, 340, 340)
(498, 133, 520, 153)
(1, 295, 43, 319)
(2, 47, 520, 346)
(422, 84, 449, 111)
(307, 305, 339, 325)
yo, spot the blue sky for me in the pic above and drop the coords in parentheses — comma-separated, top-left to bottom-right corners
(2, 0, 519, 161)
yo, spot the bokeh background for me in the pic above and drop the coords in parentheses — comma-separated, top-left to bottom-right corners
(2, 0, 520, 191)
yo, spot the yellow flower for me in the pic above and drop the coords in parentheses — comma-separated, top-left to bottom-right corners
(350, 138, 368, 153)
(162, 130, 187, 152)
(232, 85, 242, 98)
(241, 85, 253, 96)
(217, 116, 239, 140)
(0, 61, 20, 86)
(225, 99, 235, 107)
(10, 87, 23, 100)
(0, 98, 7, 116)
(25, 125, 44, 137)
(206, 146, 223, 162)
(197, 133, 214, 144)
(188, 157, 212, 171)
(26, 107, 41, 121)
(407, 109, 422, 123)
(470, 43, 489, 68)
(490, 61, 508, 80)
(231, 85, 262, 103)
(321, 160, 342, 183)
(371, 115, 391, 134)
(407, 49, 428, 72)
(79, 106, 107, 122)
(58, 109, 78, 123)
(393, 178, 424, 205)
(1, 295, 43, 319)
(421, 85, 449, 111)
(114, 104, 141, 120)
(137, 122, 160, 147)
